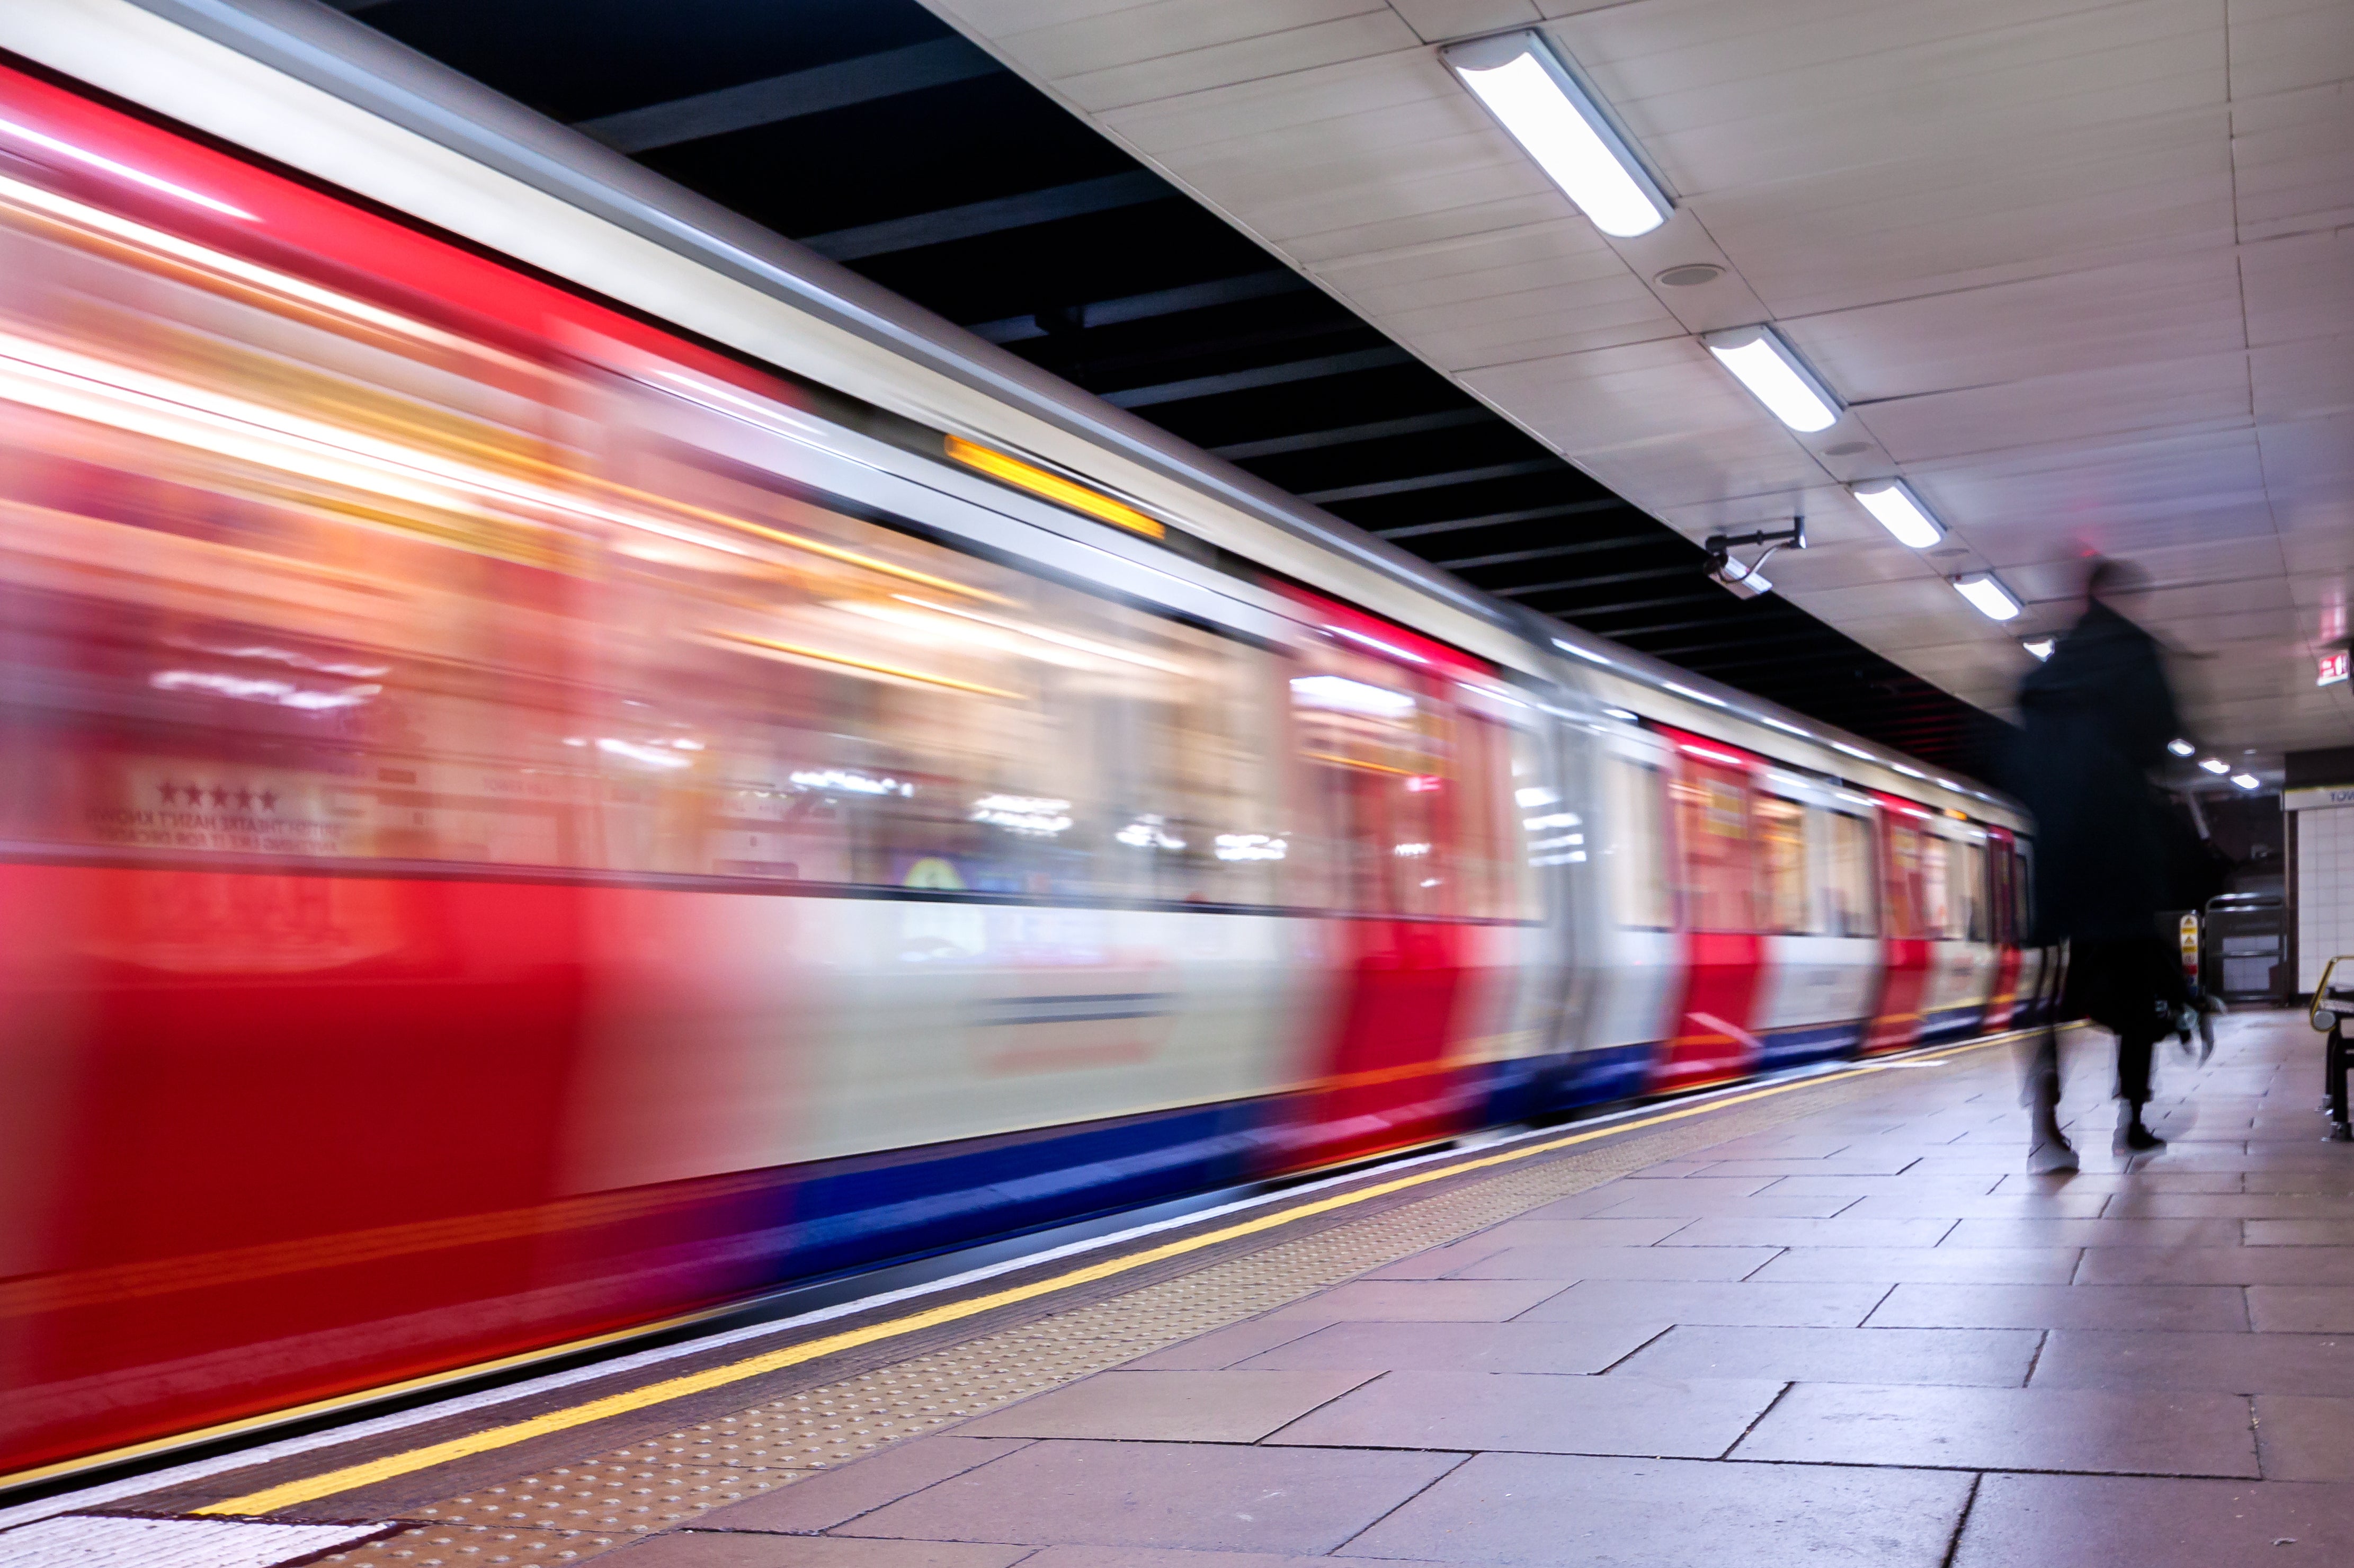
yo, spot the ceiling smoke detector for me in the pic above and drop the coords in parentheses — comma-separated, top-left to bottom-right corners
(1656, 263, 1724, 287)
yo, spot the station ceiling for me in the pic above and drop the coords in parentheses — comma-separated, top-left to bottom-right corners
(318, 0, 2230, 777)
(919, 0, 2354, 765)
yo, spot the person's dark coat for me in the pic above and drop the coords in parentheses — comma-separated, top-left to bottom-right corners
(2008, 600, 2181, 946)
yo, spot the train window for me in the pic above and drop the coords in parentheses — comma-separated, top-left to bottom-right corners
(0, 179, 1313, 910)
(1289, 642, 1452, 916)
(1824, 812, 1878, 937)
(1671, 756, 1754, 932)
(1602, 757, 1671, 929)
(1883, 817, 1928, 939)
(1952, 839, 1989, 941)
(1921, 834, 1952, 939)
(1755, 793, 1811, 934)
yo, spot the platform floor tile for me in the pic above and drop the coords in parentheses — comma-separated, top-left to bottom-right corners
(1951, 1473, 2354, 1565)
(834, 1441, 1465, 1555)
(1610, 1324, 2042, 1386)
(1263, 1369, 1785, 1458)
(1733, 1382, 2261, 1476)
(1340, 1452, 1974, 1568)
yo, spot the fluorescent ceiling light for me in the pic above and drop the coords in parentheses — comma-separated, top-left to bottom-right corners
(2167, 738, 2196, 757)
(2231, 773, 2261, 790)
(2021, 637, 2055, 661)
(1850, 479, 1944, 549)
(1952, 573, 2022, 621)
(1443, 33, 1671, 238)
(1702, 325, 1842, 433)
(2198, 757, 2230, 774)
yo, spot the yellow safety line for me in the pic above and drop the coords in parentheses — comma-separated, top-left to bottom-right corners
(195, 1030, 2018, 1517)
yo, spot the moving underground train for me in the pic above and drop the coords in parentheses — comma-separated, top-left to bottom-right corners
(0, 0, 2045, 1482)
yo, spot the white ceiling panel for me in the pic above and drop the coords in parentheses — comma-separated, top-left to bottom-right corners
(2232, 79, 2354, 240)
(931, 0, 2354, 757)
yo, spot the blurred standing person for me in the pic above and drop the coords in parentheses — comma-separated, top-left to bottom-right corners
(2010, 558, 2188, 1167)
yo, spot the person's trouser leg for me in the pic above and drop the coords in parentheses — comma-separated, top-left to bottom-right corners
(2117, 1027, 2155, 1109)
(2026, 1023, 2076, 1171)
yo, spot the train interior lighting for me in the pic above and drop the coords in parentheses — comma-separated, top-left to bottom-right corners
(2021, 636, 2055, 660)
(2168, 738, 2196, 756)
(1442, 32, 1671, 238)
(2200, 756, 2232, 774)
(1702, 325, 1843, 433)
(2231, 772, 2261, 790)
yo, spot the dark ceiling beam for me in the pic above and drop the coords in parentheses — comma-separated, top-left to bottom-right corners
(576, 38, 1000, 153)
(1478, 564, 1695, 593)
(1593, 614, 1756, 640)
(1302, 459, 1557, 505)
(799, 170, 1170, 261)
(1211, 407, 1487, 459)
(1374, 497, 1630, 541)
(967, 270, 1312, 344)
(1431, 532, 1669, 572)
(1100, 344, 1411, 408)
(1515, 590, 1721, 616)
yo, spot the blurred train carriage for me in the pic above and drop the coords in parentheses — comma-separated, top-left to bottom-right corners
(0, 55, 2038, 1480)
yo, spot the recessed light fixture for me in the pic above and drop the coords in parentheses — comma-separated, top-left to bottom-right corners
(1823, 440, 1871, 457)
(1443, 32, 1671, 238)
(1701, 325, 1842, 433)
(2231, 772, 2261, 790)
(2167, 738, 2196, 757)
(2198, 757, 2230, 774)
(2021, 637, 2055, 661)
(1656, 263, 1724, 287)
(1850, 479, 1945, 549)
(1952, 573, 2022, 621)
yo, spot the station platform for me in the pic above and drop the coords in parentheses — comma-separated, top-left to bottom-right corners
(12, 1011, 2354, 1567)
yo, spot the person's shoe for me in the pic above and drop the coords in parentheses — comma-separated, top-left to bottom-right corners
(2028, 1134, 2080, 1174)
(2115, 1120, 2166, 1153)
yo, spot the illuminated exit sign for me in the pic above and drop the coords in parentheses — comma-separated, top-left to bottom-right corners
(2323, 649, 2351, 687)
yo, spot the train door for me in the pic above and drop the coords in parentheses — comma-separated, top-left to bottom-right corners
(1748, 772, 1878, 1068)
(1652, 729, 1766, 1091)
(1274, 589, 1505, 1166)
(1919, 817, 1996, 1041)
(1864, 794, 1933, 1052)
(1982, 827, 2026, 1029)
(1564, 726, 1680, 1105)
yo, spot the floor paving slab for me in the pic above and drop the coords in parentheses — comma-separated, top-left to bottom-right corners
(1749, 1246, 2080, 1285)
(1446, 1216, 1696, 1246)
(1026, 1549, 1458, 1568)
(2250, 1220, 2354, 1245)
(2105, 1194, 2354, 1218)
(689, 1439, 1033, 1536)
(1655, 1216, 1958, 1248)
(1232, 1319, 1671, 1375)
(1610, 1324, 2042, 1387)
(1264, 1369, 1784, 1458)
(1581, 1190, 1862, 1219)
(1941, 1217, 2251, 1248)
(2077, 1246, 2354, 1286)
(1867, 1281, 2249, 1331)
(1695, 1157, 1930, 1177)
(1258, 1280, 1570, 1322)
(1838, 1192, 2111, 1218)
(2030, 1330, 2354, 1395)
(836, 1441, 1466, 1555)
(2249, 1285, 2354, 1332)
(1441, 1245, 1781, 1282)
(1336, 1453, 1974, 1568)
(1519, 1279, 1892, 1327)
(1119, 1317, 1327, 1370)
(1952, 1472, 2354, 1566)
(1992, 1170, 2248, 1193)
(950, 1369, 1379, 1442)
(616, 1536, 1031, 1567)
(2253, 1395, 2354, 1481)
(1734, 1381, 2260, 1475)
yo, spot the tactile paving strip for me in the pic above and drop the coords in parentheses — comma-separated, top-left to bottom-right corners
(317, 1061, 1938, 1566)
